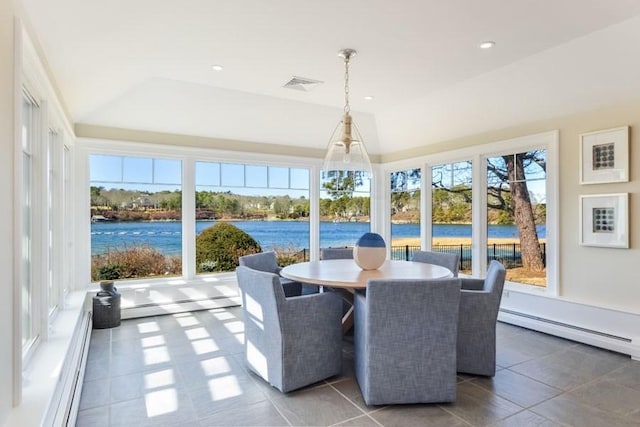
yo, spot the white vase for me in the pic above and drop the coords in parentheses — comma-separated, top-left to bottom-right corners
(353, 232, 386, 270)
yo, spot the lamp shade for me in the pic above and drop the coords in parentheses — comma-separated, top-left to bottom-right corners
(323, 113, 372, 176)
(321, 49, 373, 177)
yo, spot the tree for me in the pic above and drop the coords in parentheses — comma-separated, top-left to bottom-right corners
(323, 170, 370, 198)
(487, 151, 546, 272)
(390, 169, 421, 221)
(321, 171, 370, 220)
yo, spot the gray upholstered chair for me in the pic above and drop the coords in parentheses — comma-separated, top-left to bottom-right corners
(457, 260, 506, 376)
(236, 266, 343, 392)
(354, 278, 461, 405)
(239, 251, 302, 297)
(411, 250, 460, 277)
(321, 247, 353, 260)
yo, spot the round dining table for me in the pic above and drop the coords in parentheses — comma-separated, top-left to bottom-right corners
(281, 259, 453, 289)
(281, 259, 454, 333)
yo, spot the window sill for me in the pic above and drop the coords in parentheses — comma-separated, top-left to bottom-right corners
(2, 291, 87, 427)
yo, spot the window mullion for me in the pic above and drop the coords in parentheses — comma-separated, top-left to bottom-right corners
(182, 158, 196, 280)
(472, 153, 486, 277)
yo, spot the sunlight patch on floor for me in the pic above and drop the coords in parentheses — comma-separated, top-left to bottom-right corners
(144, 388, 178, 417)
(208, 375, 242, 401)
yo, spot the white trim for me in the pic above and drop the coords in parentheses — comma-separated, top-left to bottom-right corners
(13, 16, 23, 407)
(422, 164, 432, 251)
(472, 152, 486, 276)
(309, 164, 320, 261)
(545, 131, 560, 296)
(78, 137, 322, 168)
(182, 158, 196, 279)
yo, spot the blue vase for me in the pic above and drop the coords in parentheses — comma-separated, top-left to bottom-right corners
(353, 232, 386, 270)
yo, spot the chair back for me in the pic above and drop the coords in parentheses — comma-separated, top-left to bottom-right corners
(236, 266, 285, 380)
(355, 277, 461, 404)
(411, 250, 460, 276)
(483, 260, 506, 314)
(236, 265, 285, 327)
(239, 251, 279, 274)
(321, 247, 353, 260)
(456, 260, 506, 376)
(236, 265, 342, 392)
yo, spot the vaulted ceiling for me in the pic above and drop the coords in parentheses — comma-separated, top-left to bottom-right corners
(21, 0, 640, 156)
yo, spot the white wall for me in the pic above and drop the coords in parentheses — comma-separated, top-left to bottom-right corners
(0, 0, 16, 423)
(556, 104, 640, 313)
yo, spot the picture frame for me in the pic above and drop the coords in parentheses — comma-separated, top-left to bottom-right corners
(579, 126, 629, 184)
(579, 193, 628, 248)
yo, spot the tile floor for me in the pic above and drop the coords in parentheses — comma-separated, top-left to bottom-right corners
(77, 306, 640, 426)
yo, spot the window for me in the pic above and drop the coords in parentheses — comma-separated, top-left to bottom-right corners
(195, 162, 310, 272)
(431, 162, 473, 273)
(389, 168, 421, 260)
(319, 171, 371, 254)
(486, 150, 547, 286)
(47, 129, 59, 313)
(423, 131, 556, 289)
(89, 155, 183, 281)
(21, 92, 37, 353)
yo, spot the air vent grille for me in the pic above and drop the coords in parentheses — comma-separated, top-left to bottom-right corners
(283, 76, 323, 92)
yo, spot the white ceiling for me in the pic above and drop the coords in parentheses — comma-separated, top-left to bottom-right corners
(21, 0, 640, 156)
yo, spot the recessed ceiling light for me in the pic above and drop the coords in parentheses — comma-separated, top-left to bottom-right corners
(363, 95, 374, 101)
(479, 41, 496, 49)
(211, 64, 224, 71)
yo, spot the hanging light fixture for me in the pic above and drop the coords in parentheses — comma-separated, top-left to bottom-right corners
(322, 49, 372, 177)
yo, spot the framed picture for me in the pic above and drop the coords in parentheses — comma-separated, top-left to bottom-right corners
(580, 126, 629, 184)
(580, 193, 628, 248)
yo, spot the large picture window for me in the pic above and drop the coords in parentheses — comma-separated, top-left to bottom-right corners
(89, 155, 183, 281)
(389, 168, 421, 260)
(486, 150, 547, 286)
(431, 161, 473, 273)
(195, 162, 310, 273)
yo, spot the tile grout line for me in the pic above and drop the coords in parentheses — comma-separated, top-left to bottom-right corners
(326, 382, 383, 426)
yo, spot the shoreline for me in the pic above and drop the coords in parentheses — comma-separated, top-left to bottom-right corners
(392, 237, 547, 246)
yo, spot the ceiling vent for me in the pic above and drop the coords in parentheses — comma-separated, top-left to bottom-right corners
(283, 76, 323, 92)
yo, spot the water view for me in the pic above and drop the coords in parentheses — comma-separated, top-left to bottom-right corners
(91, 220, 546, 255)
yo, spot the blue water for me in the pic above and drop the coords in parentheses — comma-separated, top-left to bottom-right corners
(91, 221, 545, 255)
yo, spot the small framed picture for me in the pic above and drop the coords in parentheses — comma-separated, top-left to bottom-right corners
(580, 193, 629, 248)
(580, 126, 629, 184)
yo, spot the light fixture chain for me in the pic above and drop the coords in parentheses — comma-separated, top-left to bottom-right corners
(344, 54, 350, 114)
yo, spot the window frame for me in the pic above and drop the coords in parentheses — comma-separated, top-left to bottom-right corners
(20, 90, 40, 362)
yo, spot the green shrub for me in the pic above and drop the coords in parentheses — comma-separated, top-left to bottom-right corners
(97, 263, 122, 280)
(196, 222, 261, 272)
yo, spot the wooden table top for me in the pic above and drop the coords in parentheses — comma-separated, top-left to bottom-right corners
(280, 259, 453, 290)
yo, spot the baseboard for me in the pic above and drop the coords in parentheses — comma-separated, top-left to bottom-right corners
(57, 312, 92, 426)
(498, 290, 640, 360)
(122, 295, 241, 319)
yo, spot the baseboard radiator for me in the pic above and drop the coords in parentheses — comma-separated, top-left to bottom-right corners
(498, 308, 637, 358)
(43, 310, 92, 427)
(122, 295, 241, 319)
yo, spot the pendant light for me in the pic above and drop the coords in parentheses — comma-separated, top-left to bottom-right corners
(321, 49, 372, 177)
